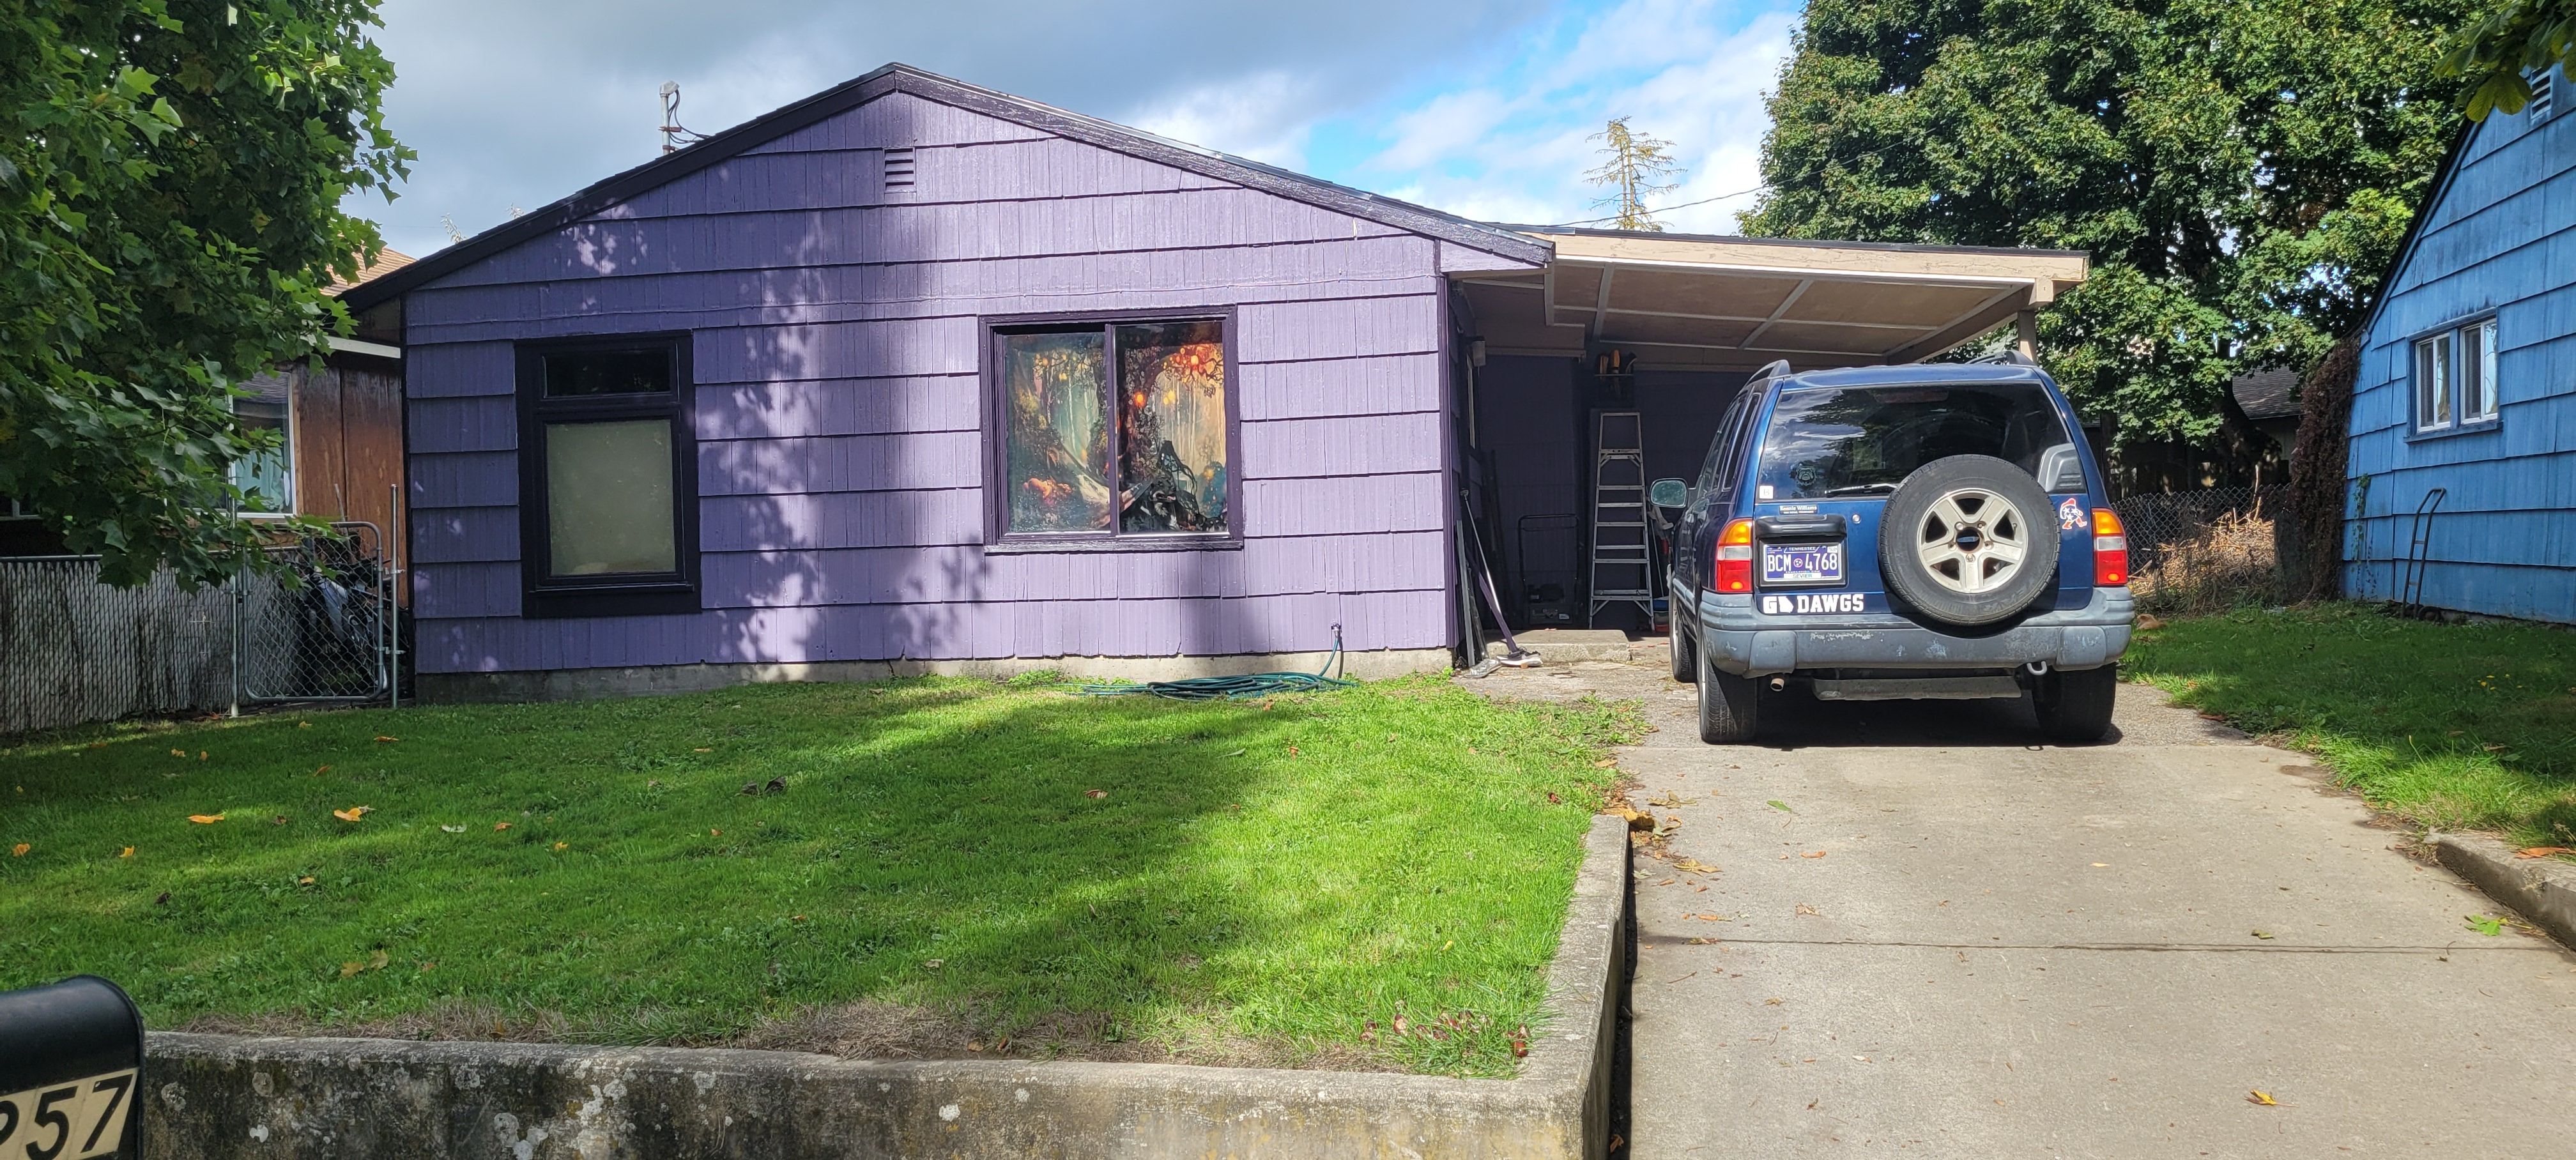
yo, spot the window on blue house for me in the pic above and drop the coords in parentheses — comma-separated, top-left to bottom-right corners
(2414, 319, 2500, 433)
(990, 315, 1234, 547)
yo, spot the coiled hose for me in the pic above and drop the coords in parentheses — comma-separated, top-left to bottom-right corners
(1076, 624, 1358, 701)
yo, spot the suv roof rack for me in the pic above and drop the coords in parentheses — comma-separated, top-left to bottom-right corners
(1748, 358, 1793, 383)
(1967, 349, 2040, 367)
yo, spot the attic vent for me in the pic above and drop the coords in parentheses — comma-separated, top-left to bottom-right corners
(884, 148, 917, 191)
(2533, 72, 2555, 120)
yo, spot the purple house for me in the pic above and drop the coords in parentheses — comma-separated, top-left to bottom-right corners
(343, 65, 2087, 701)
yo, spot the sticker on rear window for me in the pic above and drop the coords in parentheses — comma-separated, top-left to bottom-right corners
(1761, 593, 1867, 614)
(2057, 496, 2083, 531)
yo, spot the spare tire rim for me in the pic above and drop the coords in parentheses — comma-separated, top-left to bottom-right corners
(1913, 487, 2029, 595)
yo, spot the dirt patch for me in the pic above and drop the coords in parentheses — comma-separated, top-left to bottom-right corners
(180, 999, 1398, 1072)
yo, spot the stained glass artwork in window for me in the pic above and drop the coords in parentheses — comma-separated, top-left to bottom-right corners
(1114, 321, 1227, 533)
(1003, 331, 1112, 533)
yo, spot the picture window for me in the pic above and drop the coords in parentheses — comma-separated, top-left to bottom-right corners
(991, 315, 1235, 547)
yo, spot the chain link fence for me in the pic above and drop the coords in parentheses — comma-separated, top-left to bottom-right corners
(0, 523, 400, 736)
(2110, 485, 2289, 614)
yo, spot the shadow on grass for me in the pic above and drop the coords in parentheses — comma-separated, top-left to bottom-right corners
(0, 676, 1633, 1076)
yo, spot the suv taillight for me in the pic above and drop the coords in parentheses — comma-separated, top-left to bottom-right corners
(1715, 518, 1754, 593)
(2092, 508, 2129, 586)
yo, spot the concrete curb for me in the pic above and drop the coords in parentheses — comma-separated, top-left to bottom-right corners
(141, 816, 1630, 1159)
(2432, 831, 2576, 948)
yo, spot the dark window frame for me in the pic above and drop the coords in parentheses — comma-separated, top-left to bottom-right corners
(980, 307, 1245, 554)
(514, 333, 702, 618)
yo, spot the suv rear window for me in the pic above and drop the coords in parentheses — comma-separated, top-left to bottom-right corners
(1754, 381, 2078, 501)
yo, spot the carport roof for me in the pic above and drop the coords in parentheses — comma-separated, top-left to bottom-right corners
(1457, 225, 2089, 372)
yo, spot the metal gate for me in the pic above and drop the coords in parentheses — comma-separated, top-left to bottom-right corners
(236, 521, 399, 703)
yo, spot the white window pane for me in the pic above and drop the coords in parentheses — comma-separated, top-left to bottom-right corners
(2431, 333, 2452, 426)
(234, 399, 291, 513)
(2414, 339, 2437, 429)
(547, 420, 675, 576)
(2476, 323, 2500, 418)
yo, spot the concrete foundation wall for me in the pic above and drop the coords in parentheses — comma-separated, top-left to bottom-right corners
(415, 648, 1455, 704)
(141, 817, 1629, 1159)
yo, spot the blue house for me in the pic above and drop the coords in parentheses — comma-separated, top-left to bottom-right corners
(2348, 75, 2576, 623)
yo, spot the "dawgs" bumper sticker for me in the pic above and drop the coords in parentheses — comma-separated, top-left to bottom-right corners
(1761, 593, 1867, 614)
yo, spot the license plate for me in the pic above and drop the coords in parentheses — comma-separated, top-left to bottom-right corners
(1761, 542, 1844, 585)
(0, 1069, 139, 1160)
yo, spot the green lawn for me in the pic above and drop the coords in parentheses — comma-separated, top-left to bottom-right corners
(2126, 604, 2576, 848)
(0, 675, 1637, 1076)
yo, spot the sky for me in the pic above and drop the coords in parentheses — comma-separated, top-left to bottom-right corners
(357, 0, 1801, 258)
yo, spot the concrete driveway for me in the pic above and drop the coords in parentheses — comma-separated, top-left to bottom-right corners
(1473, 654, 2576, 1157)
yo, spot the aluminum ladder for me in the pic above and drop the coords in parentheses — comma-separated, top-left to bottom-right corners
(1587, 410, 1652, 626)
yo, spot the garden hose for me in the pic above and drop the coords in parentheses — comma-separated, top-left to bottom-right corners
(1076, 624, 1358, 701)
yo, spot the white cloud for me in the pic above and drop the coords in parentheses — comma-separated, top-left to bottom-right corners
(1346, 0, 1796, 233)
(1129, 72, 1324, 171)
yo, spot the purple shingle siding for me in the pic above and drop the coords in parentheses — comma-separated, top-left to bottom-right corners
(402, 89, 1534, 675)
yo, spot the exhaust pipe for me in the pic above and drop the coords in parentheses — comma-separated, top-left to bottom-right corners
(2022, 660, 2051, 677)
(1768, 676, 1787, 691)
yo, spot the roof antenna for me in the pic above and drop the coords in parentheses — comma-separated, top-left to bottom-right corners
(659, 82, 707, 154)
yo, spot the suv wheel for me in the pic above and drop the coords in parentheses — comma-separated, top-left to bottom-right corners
(1696, 640, 1759, 743)
(1670, 622, 1697, 683)
(2034, 664, 2117, 743)
(1879, 455, 2060, 629)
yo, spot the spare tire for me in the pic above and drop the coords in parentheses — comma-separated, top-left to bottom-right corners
(1878, 454, 2058, 629)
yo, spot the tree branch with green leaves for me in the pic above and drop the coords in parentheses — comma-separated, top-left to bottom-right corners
(2441, 0, 2576, 119)
(1, 0, 410, 586)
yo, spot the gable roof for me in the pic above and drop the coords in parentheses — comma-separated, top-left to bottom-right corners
(2230, 365, 2301, 421)
(344, 64, 1551, 312)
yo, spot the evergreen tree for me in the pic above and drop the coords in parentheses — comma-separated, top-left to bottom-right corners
(1586, 117, 1686, 232)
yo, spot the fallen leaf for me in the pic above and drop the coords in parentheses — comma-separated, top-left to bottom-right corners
(298, 877, 314, 885)
(1671, 857, 1721, 874)
(1593, 758, 1617, 768)
(119, 846, 134, 858)
(765, 777, 786, 794)
(693, 747, 712, 752)
(1648, 791, 1699, 807)
(369, 950, 389, 970)
(374, 736, 399, 743)
(188, 814, 224, 825)
(2513, 847, 2572, 859)
(333, 806, 372, 822)
(494, 822, 512, 831)
(1287, 746, 1301, 757)
(1085, 790, 1108, 799)
(1510, 1038, 1529, 1058)
(1545, 792, 1562, 804)
(170, 749, 185, 758)
(2483, 744, 2508, 752)
(1800, 850, 1827, 859)
(314, 766, 330, 775)
(924, 959, 944, 969)
(791, 914, 806, 922)
(198, 751, 208, 761)
(272, 816, 289, 826)
(2465, 914, 2504, 936)
(419, 961, 436, 972)
(298, 722, 311, 728)
(553, 841, 569, 851)
(1763, 998, 1782, 1005)
(440, 825, 465, 834)
(2091, 862, 2110, 867)
(1767, 800, 1793, 812)
(2251, 929, 2273, 940)
(2445, 729, 2464, 736)
(1796, 903, 1821, 916)
(2247, 1090, 2280, 1106)
(9, 843, 26, 857)
(339, 961, 364, 978)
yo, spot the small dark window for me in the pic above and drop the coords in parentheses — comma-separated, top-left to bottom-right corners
(516, 335, 699, 616)
(986, 314, 1237, 549)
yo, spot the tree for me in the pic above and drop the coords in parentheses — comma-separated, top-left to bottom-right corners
(1739, 0, 2463, 446)
(2441, 0, 2576, 119)
(1, 0, 408, 587)
(1586, 117, 1685, 232)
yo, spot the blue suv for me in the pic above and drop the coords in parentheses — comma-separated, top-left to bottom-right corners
(1662, 358, 2134, 744)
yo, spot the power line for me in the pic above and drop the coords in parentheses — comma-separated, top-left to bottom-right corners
(1541, 184, 1770, 229)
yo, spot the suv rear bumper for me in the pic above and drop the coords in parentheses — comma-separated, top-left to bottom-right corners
(1692, 587, 2135, 678)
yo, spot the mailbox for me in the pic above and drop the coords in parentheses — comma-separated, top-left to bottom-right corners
(0, 977, 144, 1160)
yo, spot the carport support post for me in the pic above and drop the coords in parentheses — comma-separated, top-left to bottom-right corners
(2015, 309, 2040, 362)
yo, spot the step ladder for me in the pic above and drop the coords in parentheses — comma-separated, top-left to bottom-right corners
(1588, 410, 1652, 627)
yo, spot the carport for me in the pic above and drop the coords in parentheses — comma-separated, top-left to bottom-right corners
(1449, 227, 2087, 632)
